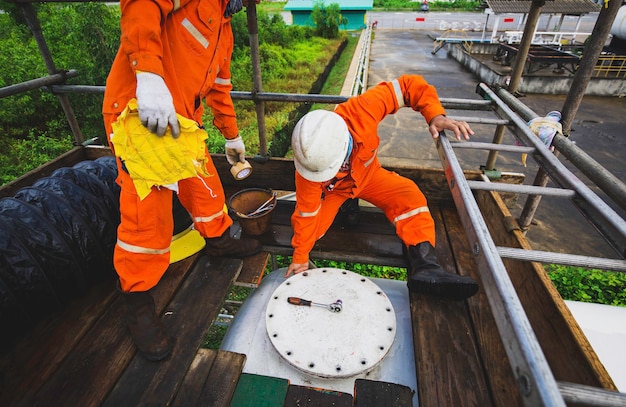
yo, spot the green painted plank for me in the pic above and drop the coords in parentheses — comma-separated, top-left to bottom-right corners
(230, 373, 289, 407)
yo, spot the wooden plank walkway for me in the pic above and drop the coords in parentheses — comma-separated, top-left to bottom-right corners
(0, 149, 615, 405)
(0, 254, 251, 406)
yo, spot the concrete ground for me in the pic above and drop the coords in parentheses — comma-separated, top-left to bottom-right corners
(367, 29, 626, 260)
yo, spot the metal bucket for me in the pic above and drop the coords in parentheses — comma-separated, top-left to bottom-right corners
(228, 188, 276, 235)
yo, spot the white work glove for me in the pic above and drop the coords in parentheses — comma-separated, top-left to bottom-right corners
(225, 135, 246, 165)
(135, 72, 180, 138)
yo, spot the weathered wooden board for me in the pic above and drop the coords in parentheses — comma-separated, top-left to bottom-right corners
(475, 190, 617, 391)
(102, 257, 242, 406)
(353, 379, 414, 406)
(215, 154, 503, 206)
(0, 279, 117, 406)
(283, 385, 353, 407)
(173, 348, 220, 407)
(19, 254, 200, 407)
(409, 208, 494, 407)
(236, 251, 271, 288)
(194, 349, 246, 407)
(252, 200, 406, 267)
(440, 206, 524, 406)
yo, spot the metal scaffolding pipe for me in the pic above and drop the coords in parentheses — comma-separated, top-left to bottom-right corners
(466, 180, 576, 198)
(480, 83, 626, 258)
(494, 86, 626, 214)
(246, 2, 268, 161)
(508, 0, 545, 93)
(19, 3, 84, 144)
(0, 71, 78, 98)
(48, 84, 103, 94)
(551, 135, 626, 213)
(561, 0, 623, 136)
(48, 85, 491, 114)
(449, 116, 509, 125)
(453, 141, 535, 154)
(497, 247, 626, 274)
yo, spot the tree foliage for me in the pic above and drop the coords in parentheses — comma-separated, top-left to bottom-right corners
(0, 2, 120, 144)
(0, 3, 344, 185)
(311, 1, 347, 39)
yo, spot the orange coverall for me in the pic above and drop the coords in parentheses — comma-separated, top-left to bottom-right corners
(103, 0, 237, 292)
(291, 75, 447, 265)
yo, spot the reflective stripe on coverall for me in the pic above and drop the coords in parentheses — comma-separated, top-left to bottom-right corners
(290, 75, 447, 265)
(103, 0, 236, 292)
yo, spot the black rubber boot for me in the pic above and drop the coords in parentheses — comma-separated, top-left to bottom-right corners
(205, 230, 262, 258)
(338, 198, 361, 227)
(404, 242, 478, 300)
(119, 287, 173, 361)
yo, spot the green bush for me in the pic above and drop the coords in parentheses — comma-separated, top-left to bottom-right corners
(0, 4, 338, 185)
(0, 132, 73, 185)
(266, 255, 407, 281)
(311, 1, 347, 39)
(0, 3, 120, 144)
(265, 257, 626, 308)
(205, 10, 345, 156)
(546, 264, 626, 307)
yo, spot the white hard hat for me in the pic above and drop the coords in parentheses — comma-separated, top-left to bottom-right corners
(292, 110, 351, 182)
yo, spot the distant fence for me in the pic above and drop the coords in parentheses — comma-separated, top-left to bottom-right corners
(367, 13, 486, 32)
(498, 31, 591, 46)
(593, 55, 626, 78)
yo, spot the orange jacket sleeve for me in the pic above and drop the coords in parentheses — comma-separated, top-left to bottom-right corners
(396, 74, 446, 124)
(119, 0, 177, 77)
(337, 74, 446, 132)
(205, 20, 239, 140)
(291, 172, 325, 264)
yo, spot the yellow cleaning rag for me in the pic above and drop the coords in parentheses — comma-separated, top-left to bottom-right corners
(111, 99, 211, 200)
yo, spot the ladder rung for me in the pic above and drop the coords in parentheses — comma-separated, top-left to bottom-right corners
(497, 247, 626, 273)
(466, 180, 576, 198)
(452, 141, 535, 154)
(558, 381, 626, 407)
(440, 98, 493, 111)
(448, 116, 510, 125)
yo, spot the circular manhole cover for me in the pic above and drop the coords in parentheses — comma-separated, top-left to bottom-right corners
(265, 268, 396, 378)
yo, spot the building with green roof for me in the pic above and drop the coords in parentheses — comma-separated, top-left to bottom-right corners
(284, 0, 374, 30)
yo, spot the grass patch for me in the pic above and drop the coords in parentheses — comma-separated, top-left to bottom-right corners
(203, 34, 348, 158)
(546, 264, 626, 307)
(202, 324, 229, 349)
(320, 32, 359, 95)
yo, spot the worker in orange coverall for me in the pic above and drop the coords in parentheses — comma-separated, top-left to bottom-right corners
(287, 75, 479, 301)
(102, 0, 260, 361)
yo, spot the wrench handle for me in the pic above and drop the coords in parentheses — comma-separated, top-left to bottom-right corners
(287, 297, 312, 307)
